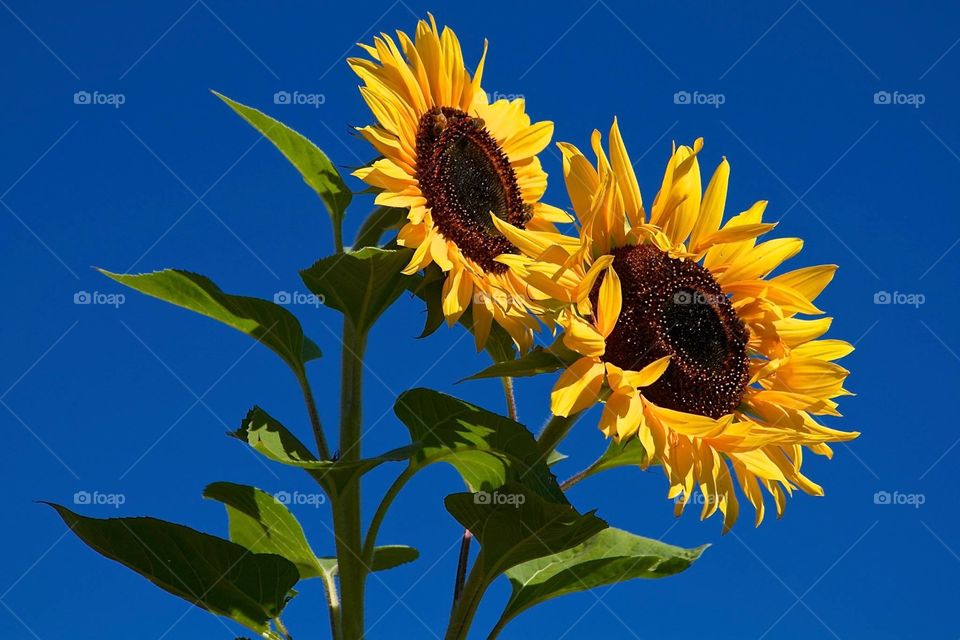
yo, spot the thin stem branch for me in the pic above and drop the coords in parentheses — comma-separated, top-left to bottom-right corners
(361, 466, 415, 562)
(560, 463, 598, 491)
(297, 369, 331, 460)
(500, 376, 517, 421)
(450, 530, 473, 612)
(321, 570, 342, 640)
(274, 615, 292, 640)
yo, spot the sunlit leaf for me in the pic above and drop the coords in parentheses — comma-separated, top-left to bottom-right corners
(100, 269, 320, 375)
(213, 91, 351, 244)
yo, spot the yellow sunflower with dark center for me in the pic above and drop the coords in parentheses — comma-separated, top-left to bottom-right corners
(348, 16, 570, 351)
(495, 119, 859, 531)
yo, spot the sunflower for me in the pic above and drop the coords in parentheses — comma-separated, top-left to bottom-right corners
(495, 119, 859, 531)
(348, 16, 570, 351)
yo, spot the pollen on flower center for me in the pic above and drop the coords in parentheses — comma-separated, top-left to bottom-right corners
(415, 107, 527, 273)
(598, 243, 750, 418)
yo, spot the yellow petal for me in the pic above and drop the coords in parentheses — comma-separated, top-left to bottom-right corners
(690, 158, 729, 250)
(718, 237, 803, 284)
(599, 390, 645, 441)
(502, 120, 554, 160)
(770, 265, 837, 307)
(609, 118, 643, 224)
(791, 339, 854, 361)
(595, 266, 622, 338)
(551, 357, 605, 416)
(558, 141, 599, 218)
(561, 309, 606, 357)
(624, 355, 672, 388)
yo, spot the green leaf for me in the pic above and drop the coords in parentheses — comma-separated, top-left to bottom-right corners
(100, 269, 320, 375)
(394, 389, 564, 502)
(353, 206, 407, 249)
(546, 450, 568, 466)
(213, 91, 352, 245)
(494, 528, 707, 634)
(202, 482, 326, 580)
(47, 503, 299, 634)
(368, 545, 420, 571)
(300, 247, 413, 333)
(578, 438, 652, 484)
(463, 337, 580, 381)
(317, 545, 419, 573)
(234, 406, 418, 495)
(444, 483, 607, 579)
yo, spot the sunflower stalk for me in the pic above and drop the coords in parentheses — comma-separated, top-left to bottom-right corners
(332, 321, 368, 640)
(444, 558, 490, 640)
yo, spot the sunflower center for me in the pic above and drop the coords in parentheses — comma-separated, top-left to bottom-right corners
(598, 244, 750, 418)
(415, 107, 527, 273)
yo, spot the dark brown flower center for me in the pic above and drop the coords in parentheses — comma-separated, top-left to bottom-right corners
(597, 243, 750, 418)
(415, 107, 528, 273)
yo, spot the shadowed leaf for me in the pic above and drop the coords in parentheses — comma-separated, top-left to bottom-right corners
(48, 503, 299, 634)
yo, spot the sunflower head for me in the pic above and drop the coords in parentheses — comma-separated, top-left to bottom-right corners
(497, 119, 859, 531)
(348, 16, 570, 351)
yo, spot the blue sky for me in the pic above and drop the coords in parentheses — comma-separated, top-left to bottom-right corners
(2, 1, 958, 638)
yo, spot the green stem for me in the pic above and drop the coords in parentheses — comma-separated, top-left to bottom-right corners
(296, 369, 331, 460)
(560, 462, 599, 491)
(273, 615, 292, 640)
(334, 220, 345, 254)
(444, 560, 490, 640)
(321, 570, 343, 640)
(450, 530, 473, 610)
(362, 466, 415, 563)
(486, 616, 510, 640)
(536, 412, 584, 457)
(500, 377, 517, 421)
(333, 322, 368, 640)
